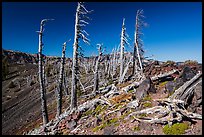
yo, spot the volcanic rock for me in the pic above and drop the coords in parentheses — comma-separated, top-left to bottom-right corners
(181, 66, 196, 82)
(136, 77, 156, 101)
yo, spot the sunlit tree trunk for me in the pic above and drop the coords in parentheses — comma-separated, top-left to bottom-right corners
(119, 18, 129, 83)
(37, 19, 54, 125)
(57, 42, 67, 117)
(93, 44, 102, 94)
(133, 9, 146, 75)
(71, 2, 92, 110)
(119, 18, 125, 83)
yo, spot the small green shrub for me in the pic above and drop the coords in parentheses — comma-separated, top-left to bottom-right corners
(164, 60, 175, 66)
(142, 102, 152, 108)
(142, 95, 152, 101)
(84, 109, 93, 116)
(133, 126, 140, 131)
(114, 123, 120, 127)
(160, 81, 168, 87)
(163, 123, 189, 135)
(108, 117, 118, 124)
(107, 80, 113, 85)
(92, 126, 101, 132)
(77, 89, 82, 97)
(138, 113, 147, 118)
(184, 60, 198, 65)
(92, 122, 108, 132)
(95, 105, 102, 112)
(94, 105, 102, 116)
(92, 117, 119, 132)
(128, 89, 134, 93)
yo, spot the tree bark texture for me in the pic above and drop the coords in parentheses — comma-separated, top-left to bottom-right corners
(93, 44, 102, 94)
(57, 42, 67, 117)
(38, 19, 49, 125)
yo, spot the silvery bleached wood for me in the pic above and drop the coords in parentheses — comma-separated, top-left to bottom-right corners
(107, 59, 111, 77)
(133, 9, 146, 75)
(71, 2, 92, 110)
(37, 18, 54, 125)
(63, 75, 69, 96)
(112, 48, 117, 75)
(43, 65, 48, 88)
(93, 44, 103, 94)
(109, 49, 115, 79)
(26, 75, 32, 87)
(150, 69, 178, 81)
(119, 56, 133, 83)
(119, 18, 125, 82)
(56, 40, 70, 117)
(119, 18, 130, 83)
(170, 72, 202, 100)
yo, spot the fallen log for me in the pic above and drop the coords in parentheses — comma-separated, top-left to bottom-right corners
(104, 84, 119, 98)
(120, 76, 146, 93)
(151, 69, 178, 81)
(27, 96, 112, 135)
(78, 98, 112, 112)
(127, 98, 202, 125)
(80, 84, 113, 99)
(170, 72, 202, 101)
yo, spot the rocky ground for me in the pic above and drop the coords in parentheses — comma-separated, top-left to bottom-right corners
(2, 49, 202, 135)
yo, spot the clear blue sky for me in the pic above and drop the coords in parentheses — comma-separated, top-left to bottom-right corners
(2, 2, 202, 63)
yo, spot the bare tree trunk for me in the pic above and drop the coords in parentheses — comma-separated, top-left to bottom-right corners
(37, 19, 53, 125)
(119, 18, 125, 83)
(136, 42, 143, 72)
(57, 42, 67, 117)
(63, 73, 69, 96)
(119, 56, 133, 83)
(43, 65, 48, 88)
(71, 16, 79, 110)
(119, 18, 129, 83)
(132, 43, 137, 75)
(133, 10, 145, 74)
(112, 48, 117, 76)
(135, 11, 143, 72)
(93, 44, 102, 94)
(71, 2, 81, 110)
(71, 2, 91, 110)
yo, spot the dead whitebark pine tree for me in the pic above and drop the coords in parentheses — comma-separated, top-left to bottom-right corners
(56, 40, 70, 117)
(132, 9, 146, 76)
(71, 2, 92, 110)
(112, 47, 117, 76)
(119, 56, 133, 83)
(63, 71, 69, 96)
(37, 18, 54, 125)
(109, 48, 116, 79)
(93, 44, 103, 94)
(119, 18, 130, 84)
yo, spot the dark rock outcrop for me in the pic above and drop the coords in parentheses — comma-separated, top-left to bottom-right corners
(165, 81, 176, 95)
(136, 77, 156, 101)
(187, 81, 202, 113)
(180, 66, 196, 82)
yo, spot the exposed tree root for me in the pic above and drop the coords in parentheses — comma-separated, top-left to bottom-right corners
(170, 72, 202, 100)
(127, 98, 202, 125)
(127, 73, 202, 125)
